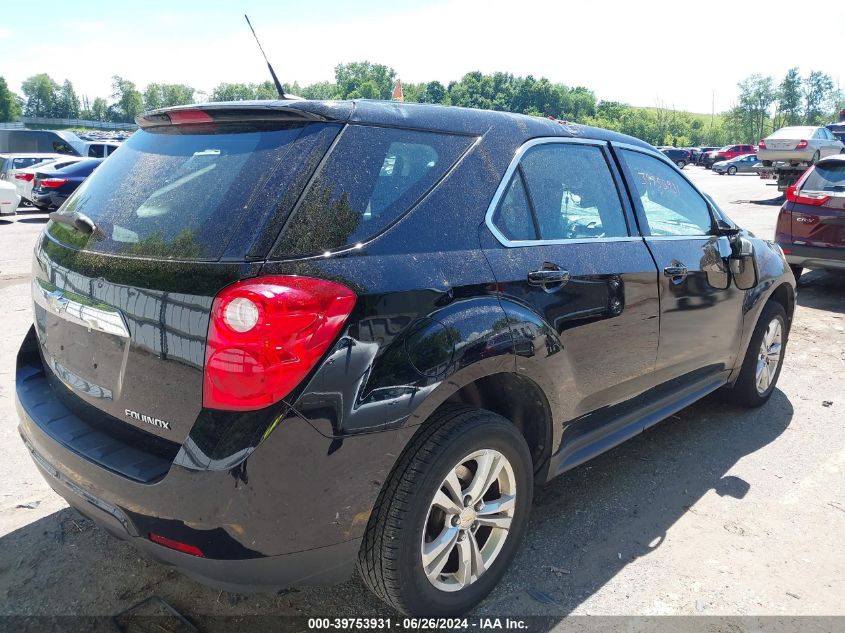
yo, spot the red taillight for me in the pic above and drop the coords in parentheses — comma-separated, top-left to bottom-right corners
(795, 140, 808, 150)
(203, 276, 357, 411)
(168, 109, 215, 125)
(149, 533, 205, 557)
(786, 189, 831, 206)
(41, 178, 68, 189)
(15, 173, 34, 181)
(758, 139, 767, 149)
(786, 168, 831, 206)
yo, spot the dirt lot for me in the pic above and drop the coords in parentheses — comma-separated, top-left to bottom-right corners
(1, 169, 843, 629)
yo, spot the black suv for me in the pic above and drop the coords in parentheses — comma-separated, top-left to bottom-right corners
(16, 100, 795, 616)
(660, 147, 691, 168)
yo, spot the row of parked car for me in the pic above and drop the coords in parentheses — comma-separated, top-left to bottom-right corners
(658, 125, 845, 177)
(0, 153, 104, 215)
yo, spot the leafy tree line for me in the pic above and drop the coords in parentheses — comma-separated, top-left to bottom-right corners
(3, 63, 842, 147)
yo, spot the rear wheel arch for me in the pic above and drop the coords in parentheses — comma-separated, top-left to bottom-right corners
(442, 373, 553, 479)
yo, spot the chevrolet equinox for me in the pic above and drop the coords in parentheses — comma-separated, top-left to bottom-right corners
(16, 100, 796, 616)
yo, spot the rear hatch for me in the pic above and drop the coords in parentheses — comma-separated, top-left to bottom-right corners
(790, 161, 845, 247)
(32, 105, 344, 445)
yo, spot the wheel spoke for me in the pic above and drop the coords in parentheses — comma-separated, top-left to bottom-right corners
(756, 359, 768, 391)
(455, 536, 473, 587)
(432, 489, 462, 515)
(476, 514, 512, 530)
(478, 494, 515, 516)
(443, 468, 463, 506)
(767, 342, 782, 360)
(465, 451, 503, 503)
(468, 532, 485, 577)
(422, 526, 459, 579)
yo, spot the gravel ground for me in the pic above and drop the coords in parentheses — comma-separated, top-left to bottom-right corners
(0, 170, 843, 630)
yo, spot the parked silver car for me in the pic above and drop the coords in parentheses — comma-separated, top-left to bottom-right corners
(758, 126, 844, 165)
(713, 153, 761, 175)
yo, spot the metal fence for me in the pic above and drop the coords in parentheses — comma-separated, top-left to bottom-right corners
(0, 117, 137, 131)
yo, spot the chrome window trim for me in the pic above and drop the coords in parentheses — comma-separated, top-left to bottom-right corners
(645, 235, 714, 241)
(484, 136, 643, 248)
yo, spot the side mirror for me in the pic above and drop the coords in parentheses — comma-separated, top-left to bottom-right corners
(731, 237, 758, 290)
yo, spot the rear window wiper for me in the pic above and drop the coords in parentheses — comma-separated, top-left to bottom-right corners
(49, 211, 97, 236)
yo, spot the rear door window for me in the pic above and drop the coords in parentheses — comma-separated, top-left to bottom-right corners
(47, 124, 336, 260)
(272, 125, 474, 257)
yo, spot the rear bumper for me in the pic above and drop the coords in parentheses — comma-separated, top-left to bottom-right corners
(15, 328, 414, 592)
(17, 392, 359, 591)
(758, 149, 814, 163)
(780, 242, 845, 271)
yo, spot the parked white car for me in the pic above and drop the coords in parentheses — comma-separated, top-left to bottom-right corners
(758, 126, 844, 165)
(0, 180, 20, 216)
(0, 153, 65, 181)
(14, 156, 83, 204)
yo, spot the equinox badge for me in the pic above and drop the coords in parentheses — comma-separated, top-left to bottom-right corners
(125, 409, 171, 430)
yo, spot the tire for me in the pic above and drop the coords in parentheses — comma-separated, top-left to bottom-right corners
(358, 405, 533, 616)
(789, 265, 803, 281)
(726, 301, 787, 408)
(727, 166, 737, 175)
(676, 160, 686, 169)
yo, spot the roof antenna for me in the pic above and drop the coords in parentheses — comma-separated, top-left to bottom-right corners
(244, 14, 286, 99)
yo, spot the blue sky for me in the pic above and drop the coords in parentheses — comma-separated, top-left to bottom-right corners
(1, 0, 843, 113)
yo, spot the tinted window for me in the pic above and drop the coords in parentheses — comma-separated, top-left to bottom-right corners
(491, 173, 537, 241)
(803, 163, 845, 192)
(274, 125, 473, 256)
(48, 125, 315, 260)
(88, 144, 105, 158)
(621, 149, 713, 236)
(517, 143, 628, 240)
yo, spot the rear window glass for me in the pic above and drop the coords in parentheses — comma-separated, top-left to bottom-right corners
(803, 163, 845, 192)
(770, 127, 816, 139)
(47, 125, 316, 260)
(273, 125, 474, 257)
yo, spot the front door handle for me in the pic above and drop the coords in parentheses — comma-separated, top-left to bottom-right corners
(528, 268, 571, 286)
(663, 264, 689, 279)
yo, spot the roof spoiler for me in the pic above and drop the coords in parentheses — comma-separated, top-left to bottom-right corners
(136, 103, 334, 130)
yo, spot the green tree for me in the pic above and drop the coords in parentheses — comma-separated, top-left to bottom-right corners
(21, 73, 60, 117)
(90, 97, 109, 121)
(55, 80, 80, 118)
(0, 77, 22, 122)
(298, 81, 338, 100)
(802, 71, 834, 124)
(334, 61, 396, 100)
(775, 67, 802, 128)
(110, 75, 144, 122)
(144, 83, 195, 110)
(211, 82, 255, 101)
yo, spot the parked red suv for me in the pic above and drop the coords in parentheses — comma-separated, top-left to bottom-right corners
(775, 154, 845, 280)
(704, 144, 755, 168)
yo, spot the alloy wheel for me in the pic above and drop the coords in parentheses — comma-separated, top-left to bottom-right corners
(755, 318, 783, 394)
(421, 449, 517, 592)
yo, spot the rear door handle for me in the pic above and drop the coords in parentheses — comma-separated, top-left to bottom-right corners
(663, 265, 689, 278)
(528, 268, 571, 286)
